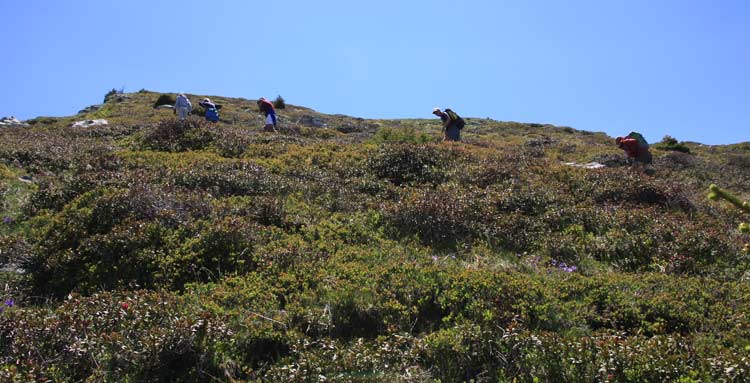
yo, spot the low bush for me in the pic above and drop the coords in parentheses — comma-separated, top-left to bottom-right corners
(23, 187, 216, 296)
(135, 119, 216, 152)
(383, 186, 491, 246)
(369, 126, 436, 144)
(0, 290, 234, 382)
(366, 143, 451, 186)
(655, 135, 691, 154)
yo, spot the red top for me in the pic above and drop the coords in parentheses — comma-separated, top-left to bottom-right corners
(618, 137, 641, 158)
(258, 99, 275, 115)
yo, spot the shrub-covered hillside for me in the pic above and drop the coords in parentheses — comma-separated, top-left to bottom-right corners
(1, 90, 749, 382)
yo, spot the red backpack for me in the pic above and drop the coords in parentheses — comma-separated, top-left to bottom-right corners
(259, 99, 275, 113)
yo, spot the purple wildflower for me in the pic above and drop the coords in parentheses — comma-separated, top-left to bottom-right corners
(0, 297, 13, 313)
(2, 216, 13, 225)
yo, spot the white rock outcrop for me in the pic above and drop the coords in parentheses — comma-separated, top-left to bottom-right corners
(71, 119, 109, 128)
(0, 116, 28, 127)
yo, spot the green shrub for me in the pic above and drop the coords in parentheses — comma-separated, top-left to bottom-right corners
(171, 160, 286, 197)
(655, 135, 691, 154)
(366, 143, 450, 186)
(0, 290, 234, 382)
(24, 187, 215, 296)
(566, 168, 693, 209)
(370, 127, 436, 144)
(103, 87, 122, 103)
(136, 119, 216, 152)
(273, 95, 286, 109)
(383, 186, 490, 246)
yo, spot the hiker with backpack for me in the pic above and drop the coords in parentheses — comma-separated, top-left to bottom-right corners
(616, 132, 653, 172)
(174, 94, 192, 120)
(198, 98, 220, 122)
(432, 107, 465, 141)
(257, 97, 277, 132)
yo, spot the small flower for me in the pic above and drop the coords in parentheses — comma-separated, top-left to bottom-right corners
(3, 298, 13, 307)
(2, 216, 13, 225)
(121, 302, 129, 310)
(431, 256, 438, 262)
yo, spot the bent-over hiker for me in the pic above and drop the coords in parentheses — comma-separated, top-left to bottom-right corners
(616, 132, 652, 172)
(257, 97, 277, 132)
(432, 107, 464, 141)
(199, 98, 219, 122)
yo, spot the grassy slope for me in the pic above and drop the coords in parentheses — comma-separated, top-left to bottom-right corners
(1, 90, 749, 382)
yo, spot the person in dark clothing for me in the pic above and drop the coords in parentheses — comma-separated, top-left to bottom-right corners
(257, 97, 277, 132)
(432, 107, 461, 141)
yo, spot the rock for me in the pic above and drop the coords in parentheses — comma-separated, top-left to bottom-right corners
(297, 115, 328, 128)
(155, 104, 175, 110)
(563, 161, 606, 169)
(0, 116, 28, 127)
(71, 119, 108, 128)
(525, 136, 556, 147)
(591, 154, 629, 167)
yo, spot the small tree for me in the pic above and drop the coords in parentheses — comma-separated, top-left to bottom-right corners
(655, 135, 691, 153)
(273, 95, 286, 109)
(708, 184, 750, 253)
(103, 87, 125, 103)
(103, 88, 118, 103)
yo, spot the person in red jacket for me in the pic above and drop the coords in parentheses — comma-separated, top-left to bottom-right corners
(616, 136, 652, 172)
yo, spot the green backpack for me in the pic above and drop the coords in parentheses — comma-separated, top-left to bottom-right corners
(444, 108, 466, 130)
(627, 131, 649, 150)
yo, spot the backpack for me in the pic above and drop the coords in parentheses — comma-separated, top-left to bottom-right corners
(444, 108, 466, 130)
(259, 99, 275, 114)
(205, 106, 219, 122)
(626, 131, 649, 150)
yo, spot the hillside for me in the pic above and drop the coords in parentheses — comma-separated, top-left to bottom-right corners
(1, 90, 749, 382)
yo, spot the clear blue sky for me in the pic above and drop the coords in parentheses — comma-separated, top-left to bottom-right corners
(1, 0, 748, 145)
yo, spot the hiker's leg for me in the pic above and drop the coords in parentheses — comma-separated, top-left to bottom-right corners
(445, 125, 460, 141)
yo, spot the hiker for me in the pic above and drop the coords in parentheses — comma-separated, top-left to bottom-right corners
(174, 94, 192, 120)
(257, 97, 277, 132)
(199, 98, 219, 122)
(432, 107, 464, 141)
(616, 132, 652, 172)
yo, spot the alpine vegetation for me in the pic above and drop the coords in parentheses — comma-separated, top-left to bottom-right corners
(1, 90, 749, 382)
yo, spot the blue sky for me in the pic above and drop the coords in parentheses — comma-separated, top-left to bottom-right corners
(1, 0, 748, 145)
